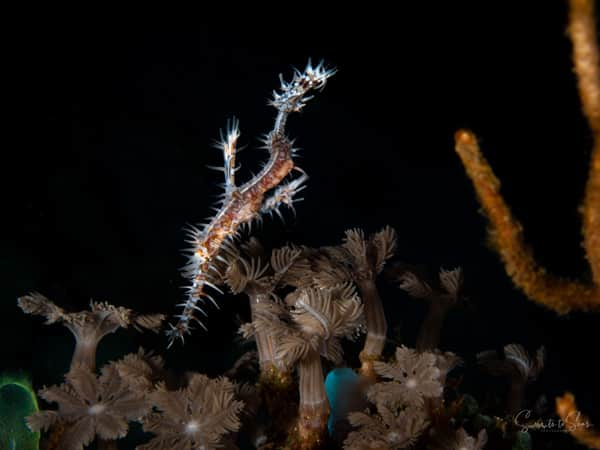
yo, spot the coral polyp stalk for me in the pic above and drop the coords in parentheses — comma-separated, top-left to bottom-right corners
(17, 293, 164, 372)
(390, 266, 454, 352)
(70, 331, 101, 372)
(341, 227, 397, 378)
(361, 287, 386, 357)
(228, 243, 301, 384)
(250, 292, 277, 369)
(247, 286, 363, 447)
(416, 300, 450, 352)
(297, 349, 330, 445)
(248, 290, 289, 381)
(169, 61, 335, 346)
(358, 280, 387, 378)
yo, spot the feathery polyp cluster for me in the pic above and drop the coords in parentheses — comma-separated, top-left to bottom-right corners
(344, 346, 460, 450)
(247, 284, 364, 442)
(17, 292, 164, 372)
(139, 374, 244, 450)
(340, 227, 397, 376)
(27, 364, 151, 450)
(168, 61, 335, 347)
(392, 266, 464, 351)
(477, 344, 544, 414)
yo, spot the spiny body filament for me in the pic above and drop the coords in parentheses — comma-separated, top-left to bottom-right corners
(167, 61, 335, 347)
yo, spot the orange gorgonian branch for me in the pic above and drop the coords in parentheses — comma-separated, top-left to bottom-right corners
(454, 2, 600, 448)
(169, 61, 335, 346)
(556, 392, 600, 450)
(453, 0, 600, 314)
(570, 0, 600, 289)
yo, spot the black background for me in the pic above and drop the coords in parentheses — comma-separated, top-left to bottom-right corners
(2, 3, 599, 446)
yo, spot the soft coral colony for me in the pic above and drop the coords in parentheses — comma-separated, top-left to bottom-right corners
(19, 1, 600, 449)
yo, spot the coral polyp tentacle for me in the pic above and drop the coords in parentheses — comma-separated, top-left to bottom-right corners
(167, 61, 335, 346)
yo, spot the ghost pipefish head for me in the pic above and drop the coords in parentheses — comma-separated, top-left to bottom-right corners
(270, 59, 336, 114)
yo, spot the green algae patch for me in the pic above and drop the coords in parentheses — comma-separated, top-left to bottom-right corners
(0, 372, 40, 450)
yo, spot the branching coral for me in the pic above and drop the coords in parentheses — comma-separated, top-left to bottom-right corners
(570, 0, 600, 289)
(17, 293, 164, 371)
(138, 373, 244, 450)
(454, 127, 600, 313)
(171, 61, 335, 346)
(454, 1, 600, 444)
(453, 0, 600, 314)
(477, 343, 544, 415)
(27, 363, 150, 450)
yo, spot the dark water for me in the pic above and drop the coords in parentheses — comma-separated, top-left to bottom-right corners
(3, 4, 599, 449)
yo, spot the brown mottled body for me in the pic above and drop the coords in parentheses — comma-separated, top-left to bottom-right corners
(180, 135, 294, 327)
(172, 60, 336, 343)
(193, 135, 292, 277)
